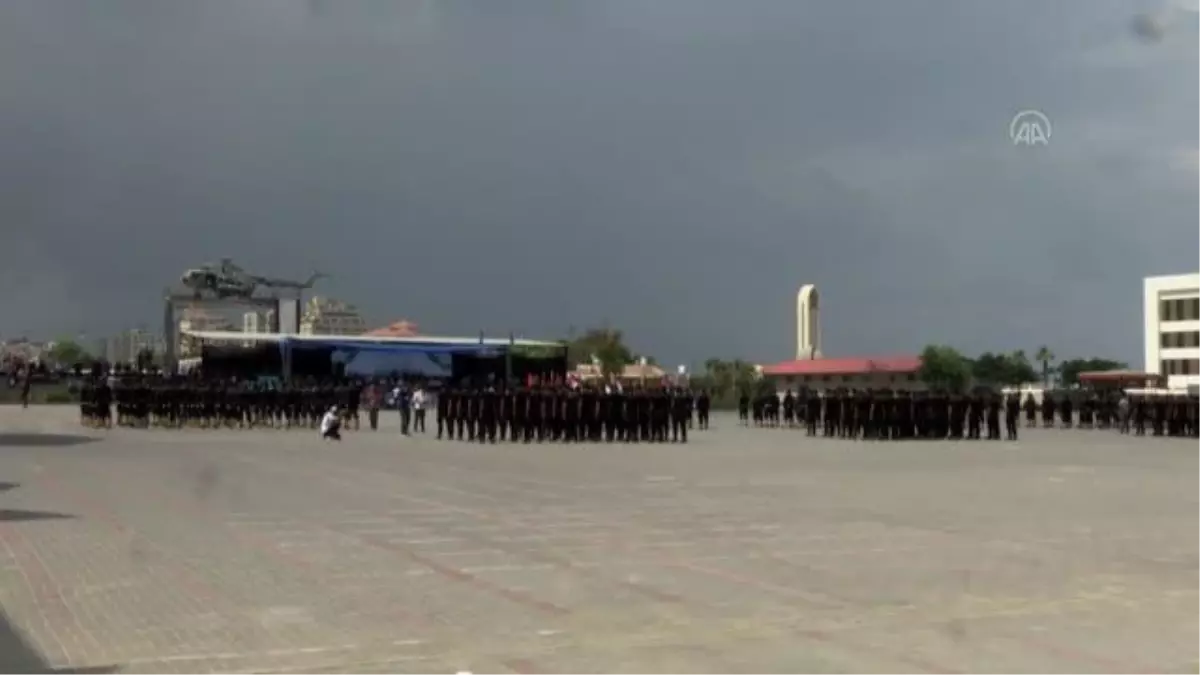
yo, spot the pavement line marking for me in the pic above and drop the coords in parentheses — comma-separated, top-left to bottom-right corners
(252, 654, 433, 674)
(121, 639, 431, 667)
(122, 644, 360, 665)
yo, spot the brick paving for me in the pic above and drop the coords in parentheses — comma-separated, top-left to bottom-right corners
(0, 405, 1196, 673)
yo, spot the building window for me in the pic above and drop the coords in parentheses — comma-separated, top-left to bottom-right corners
(822, 375, 831, 382)
(907, 374, 916, 382)
(1190, 298, 1200, 321)
(1162, 299, 1174, 321)
(1162, 358, 1200, 376)
(1161, 331, 1200, 349)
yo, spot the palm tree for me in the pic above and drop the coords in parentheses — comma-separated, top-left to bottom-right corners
(1035, 346, 1055, 389)
(704, 358, 732, 399)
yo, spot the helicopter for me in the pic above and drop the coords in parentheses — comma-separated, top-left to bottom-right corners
(180, 259, 325, 299)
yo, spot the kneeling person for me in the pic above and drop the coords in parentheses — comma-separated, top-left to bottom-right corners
(321, 405, 342, 441)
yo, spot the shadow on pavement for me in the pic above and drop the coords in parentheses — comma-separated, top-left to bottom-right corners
(0, 509, 75, 523)
(0, 435, 98, 448)
(0, 608, 119, 674)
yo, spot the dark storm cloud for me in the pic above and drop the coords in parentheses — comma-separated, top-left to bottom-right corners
(0, 0, 1195, 366)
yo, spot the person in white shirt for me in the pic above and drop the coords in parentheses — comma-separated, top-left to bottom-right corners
(320, 405, 342, 441)
(411, 386, 427, 433)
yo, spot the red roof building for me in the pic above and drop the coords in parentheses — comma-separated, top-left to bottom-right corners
(363, 320, 421, 338)
(760, 355, 924, 391)
(761, 355, 922, 377)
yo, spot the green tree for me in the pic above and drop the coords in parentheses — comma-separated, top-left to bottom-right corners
(1034, 346, 1056, 389)
(46, 339, 91, 367)
(565, 327, 636, 376)
(918, 344, 972, 392)
(971, 351, 1038, 386)
(1008, 350, 1037, 384)
(1058, 358, 1128, 388)
(700, 358, 759, 407)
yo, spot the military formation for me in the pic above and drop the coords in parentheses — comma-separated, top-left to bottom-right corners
(431, 383, 709, 444)
(742, 388, 1199, 440)
(79, 373, 364, 430)
(77, 370, 714, 444)
(71, 368, 1200, 441)
(743, 389, 1020, 440)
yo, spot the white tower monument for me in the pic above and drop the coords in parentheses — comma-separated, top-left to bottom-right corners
(796, 284, 821, 360)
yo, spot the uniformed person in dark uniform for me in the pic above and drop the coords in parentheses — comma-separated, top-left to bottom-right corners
(1079, 394, 1094, 429)
(583, 384, 599, 442)
(79, 376, 93, 427)
(607, 385, 624, 442)
(513, 384, 530, 443)
(596, 385, 612, 442)
(696, 389, 710, 430)
(781, 389, 795, 428)
(1041, 394, 1056, 428)
(528, 385, 544, 442)
(450, 386, 465, 439)
(737, 392, 750, 426)
(671, 387, 690, 443)
(479, 385, 498, 443)
(497, 385, 511, 441)
(558, 386, 575, 443)
(821, 391, 834, 437)
(447, 386, 462, 439)
(804, 389, 820, 436)
(986, 392, 1002, 440)
(966, 391, 983, 440)
(1005, 392, 1020, 440)
(636, 387, 652, 442)
(95, 373, 113, 429)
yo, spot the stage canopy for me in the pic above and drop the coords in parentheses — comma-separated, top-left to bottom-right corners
(183, 329, 567, 380)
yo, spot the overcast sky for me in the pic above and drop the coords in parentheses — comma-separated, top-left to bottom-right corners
(0, 0, 1196, 367)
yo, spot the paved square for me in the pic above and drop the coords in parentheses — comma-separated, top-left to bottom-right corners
(0, 406, 1196, 673)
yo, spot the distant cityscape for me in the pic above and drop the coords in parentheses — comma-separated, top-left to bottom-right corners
(1, 296, 420, 367)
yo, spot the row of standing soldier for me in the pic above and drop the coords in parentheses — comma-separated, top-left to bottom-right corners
(739, 386, 1200, 439)
(742, 389, 1019, 440)
(74, 372, 1200, 440)
(78, 373, 715, 444)
(742, 389, 1199, 439)
(425, 383, 709, 444)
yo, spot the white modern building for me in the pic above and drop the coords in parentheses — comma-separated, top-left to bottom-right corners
(106, 329, 163, 365)
(242, 310, 276, 334)
(299, 297, 367, 336)
(1143, 272, 1200, 392)
(178, 308, 235, 359)
(242, 310, 277, 347)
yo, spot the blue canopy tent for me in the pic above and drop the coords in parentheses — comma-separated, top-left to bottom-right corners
(294, 339, 505, 380)
(181, 329, 567, 383)
(277, 337, 557, 383)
